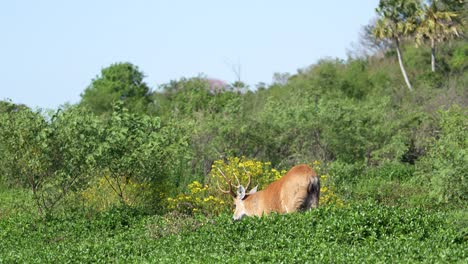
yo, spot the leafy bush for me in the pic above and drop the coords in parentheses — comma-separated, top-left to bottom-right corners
(449, 43, 468, 73)
(81, 175, 154, 212)
(210, 157, 285, 191)
(146, 212, 214, 239)
(365, 161, 414, 181)
(328, 161, 419, 206)
(311, 160, 344, 207)
(319, 174, 344, 207)
(80, 62, 151, 115)
(167, 181, 226, 216)
(97, 103, 188, 210)
(0, 105, 102, 215)
(416, 105, 467, 205)
(0, 201, 465, 263)
(317, 96, 408, 164)
(0, 102, 190, 215)
(328, 160, 366, 187)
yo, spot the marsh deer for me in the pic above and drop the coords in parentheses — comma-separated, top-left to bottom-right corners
(218, 164, 320, 220)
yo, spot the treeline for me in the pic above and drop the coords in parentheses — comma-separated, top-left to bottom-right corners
(1, 1, 467, 216)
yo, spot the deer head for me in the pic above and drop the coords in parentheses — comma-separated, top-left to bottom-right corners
(217, 167, 257, 220)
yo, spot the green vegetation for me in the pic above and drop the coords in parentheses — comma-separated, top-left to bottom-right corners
(0, 0, 467, 262)
(80, 62, 151, 115)
(1, 194, 466, 263)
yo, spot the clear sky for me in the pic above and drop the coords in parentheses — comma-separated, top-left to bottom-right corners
(1, 0, 379, 109)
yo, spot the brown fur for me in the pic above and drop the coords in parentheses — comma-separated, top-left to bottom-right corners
(234, 164, 320, 219)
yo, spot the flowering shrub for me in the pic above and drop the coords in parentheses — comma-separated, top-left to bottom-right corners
(81, 175, 153, 211)
(167, 157, 284, 216)
(167, 157, 343, 216)
(211, 157, 286, 191)
(319, 174, 345, 207)
(167, 181, 226, 215)
(313, 160, 345, 207)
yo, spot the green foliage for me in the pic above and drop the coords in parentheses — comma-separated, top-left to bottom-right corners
(374, 0, 420, 43)
(416, 105, 467, 205)
(80, 175, 153, 212)
(0, 105, 101, 215)
(354, 162, 418, 206)
(449, 42, 468, 73)
(92, 102, 191, 210)
(415, 0, 464, 74)
(0, 101, 190, 215)
(303, 58, 374, 99)
(0, 200, 465, 262)
(0, 104, 49, 188)
(1, 4, 467, 260)
(167, 157, 286, 216)
(80, 62, 151, 115)
(318, 96, 408, 163)
(328, 160, 421, 206)
(0, 183, 35, 219)
(150, 77, 214, 118)
(167, 181, 227, 216)
(100, 104, 159, 201)
(168, 158, 344, 216)
(146, 212, 214, 239)
(328, 160, 366, 187)
(366, 161, 415, 182)
(339, 59, 373, 99)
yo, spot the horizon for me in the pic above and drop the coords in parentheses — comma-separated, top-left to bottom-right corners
(1, 0, 379, 109)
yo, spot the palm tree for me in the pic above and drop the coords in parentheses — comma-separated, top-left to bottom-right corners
(373, 0, 420, 91)
(416, 0, 462, 72)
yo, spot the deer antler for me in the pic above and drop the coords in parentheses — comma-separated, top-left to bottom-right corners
(217, 168, 236, 197)
(241, 166, 252, 191)
(217, 166, 256, 197)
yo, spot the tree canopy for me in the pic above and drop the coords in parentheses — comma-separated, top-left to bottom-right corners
(80, 62, 151, 115)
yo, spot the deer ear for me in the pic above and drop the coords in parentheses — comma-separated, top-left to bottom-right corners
(247, 185, 258, 195)
(237, 185, 246, 199)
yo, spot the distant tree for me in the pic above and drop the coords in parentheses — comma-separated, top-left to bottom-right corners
(416, 0, 463, 72)
(438, 0, 466, 13)
(150, 77, 213, 118)
(0, 100, 29, 113)
(255, 82, 267, 91)
(231, 81, 248, 93)
(80, 62, 150, 115)
(373, 0, 421, 91)
(272, 72, 291, 86)
(349, 18, 393, 58)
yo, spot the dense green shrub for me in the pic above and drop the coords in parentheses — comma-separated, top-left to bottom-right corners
(0, 105, 102, 215)
(416, 105, 467, 205)
(80, 62, 151, 115)
(96, 103, 190, 210)
(0, 104, 50, 188)
(0, 202, 465, 263)
(328, 160, 420, 206)
(1, 25, 467, 220)
(317, 96, 408, 164)
(449, 43, 468, 73)
(327, 160, 365, 187)
(365, 161, 414, 181)
(0, 102, 191, 215)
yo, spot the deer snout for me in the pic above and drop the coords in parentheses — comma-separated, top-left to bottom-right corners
(233, 213, 246, 221)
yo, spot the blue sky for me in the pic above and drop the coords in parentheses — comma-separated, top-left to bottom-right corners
(1, 0, 379, 109)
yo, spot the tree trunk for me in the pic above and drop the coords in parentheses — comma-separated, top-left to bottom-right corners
(431, 38, 436, 72)
(395, 38, 413, 91)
